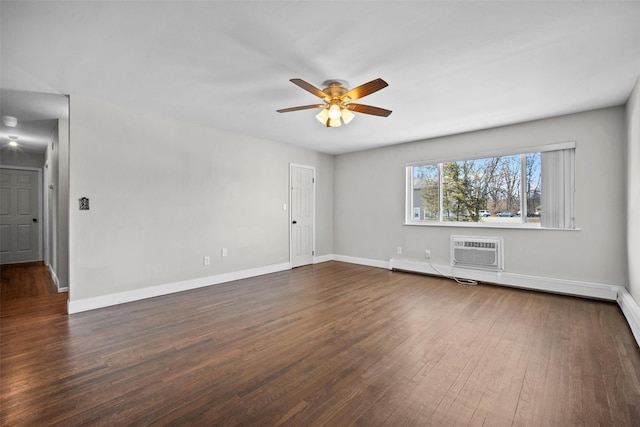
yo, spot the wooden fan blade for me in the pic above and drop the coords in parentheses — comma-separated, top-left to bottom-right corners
(277, 104, 325, 113)
(345, 103, 392, 117)
(290, 79, 327, 99)
(342, 78, 388, 101)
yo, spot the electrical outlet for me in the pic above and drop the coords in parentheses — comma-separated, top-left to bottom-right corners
(397, 247, 402, 255)
(203, 256, 210, 266)
(425, 250, 431, 259)
(221, 248, 228, 257)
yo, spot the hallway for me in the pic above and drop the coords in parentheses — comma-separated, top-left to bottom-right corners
(0, 262, 67, 318)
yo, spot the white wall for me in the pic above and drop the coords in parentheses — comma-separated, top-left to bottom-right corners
(57, 117, 70, 288)
(0, 148, 45, 168)
(626, 78, 640, 303)
(45, 118, 70, 289)
(68, 96, 333, 302)
(334, 107, 628, 287)
(46, 125, 59, 275)
(65, 96, 630, 309)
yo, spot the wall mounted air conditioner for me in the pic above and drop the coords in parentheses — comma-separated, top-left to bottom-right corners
(451, 236, 503, 271)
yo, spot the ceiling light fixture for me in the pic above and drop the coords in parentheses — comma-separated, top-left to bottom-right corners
(3, 116, 18, 127)
(320, 104, 356, 127)
(315, 102, 351, 128)
(340, 108, 355, 124)
(8, 135, 19, 147)
(313, 96, 350, 128)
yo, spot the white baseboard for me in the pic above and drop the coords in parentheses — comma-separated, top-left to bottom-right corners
(47, 264, 59, 288)
(388, 258, 619, 301)
(68, 262, 291, 314)
(47, 264, 69, 292)
(618, 287, 640, 347)
(313, 254, 333, 264)
(332, 254, 390, 269)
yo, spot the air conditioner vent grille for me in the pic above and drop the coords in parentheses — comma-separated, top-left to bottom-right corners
(451, 236, 503, 271)
(455, 241, 496, 249)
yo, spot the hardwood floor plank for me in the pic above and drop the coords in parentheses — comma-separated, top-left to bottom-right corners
(0, 262, 58, 302)
(1, 261, 639, 426)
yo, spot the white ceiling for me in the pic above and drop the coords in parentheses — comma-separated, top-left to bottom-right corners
(0, 89, 68, 152)
(1, 1, 639, 155)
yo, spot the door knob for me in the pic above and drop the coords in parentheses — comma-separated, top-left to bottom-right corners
(32, 218, 38, 223)
(292, 220, 297, 224)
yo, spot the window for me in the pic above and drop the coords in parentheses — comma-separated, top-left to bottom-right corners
(406, 142, 575, 228)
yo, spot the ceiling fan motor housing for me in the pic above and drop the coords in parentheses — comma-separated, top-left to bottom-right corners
(322, 81, 349, 100)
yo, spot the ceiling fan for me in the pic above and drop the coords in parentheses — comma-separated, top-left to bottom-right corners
(277, 78, 392, 128)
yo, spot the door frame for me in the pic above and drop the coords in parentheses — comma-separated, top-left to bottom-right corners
(0, 165, 45, 263)
(289, 163, 315, 267)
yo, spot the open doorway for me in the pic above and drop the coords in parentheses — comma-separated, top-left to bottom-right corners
(0, 89, 70, 293)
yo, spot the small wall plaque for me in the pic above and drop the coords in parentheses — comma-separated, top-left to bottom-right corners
(79, 197, 90, 210)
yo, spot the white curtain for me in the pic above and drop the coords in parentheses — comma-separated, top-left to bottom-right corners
(541, 148, 575, 228)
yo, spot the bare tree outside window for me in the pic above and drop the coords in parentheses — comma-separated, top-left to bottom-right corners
(410, 152, 542, 225)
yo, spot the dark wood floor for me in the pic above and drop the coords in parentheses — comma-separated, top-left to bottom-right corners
(1, 261, 639, 426)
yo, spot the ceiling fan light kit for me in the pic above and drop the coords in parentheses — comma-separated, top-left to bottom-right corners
(277, 78, 391, 128)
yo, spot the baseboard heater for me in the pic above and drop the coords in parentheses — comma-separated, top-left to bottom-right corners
(451, 235, 503, 271)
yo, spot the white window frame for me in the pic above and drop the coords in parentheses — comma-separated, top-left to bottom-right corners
(405, 141, 576, 230)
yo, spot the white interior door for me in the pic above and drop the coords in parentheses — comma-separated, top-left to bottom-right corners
(290, 165, 314, 268)
(0, 168, 41, 264)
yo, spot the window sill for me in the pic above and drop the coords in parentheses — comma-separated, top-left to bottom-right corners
(403, 221, 580, 231)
